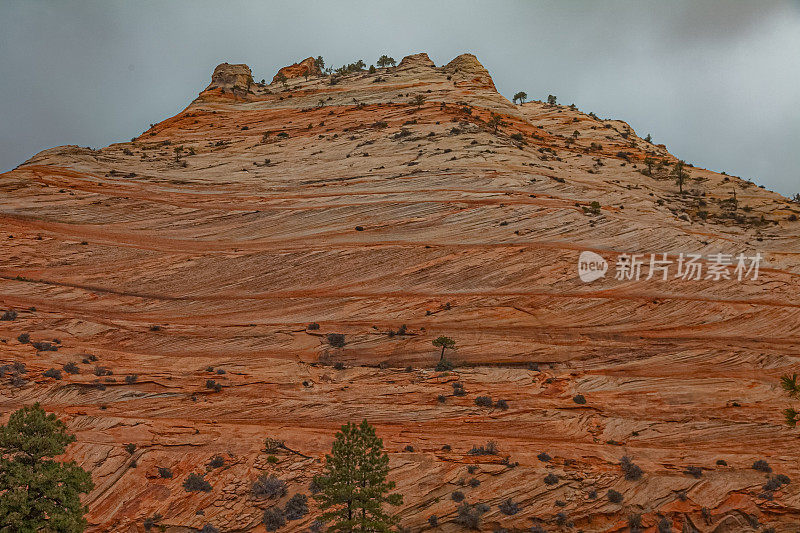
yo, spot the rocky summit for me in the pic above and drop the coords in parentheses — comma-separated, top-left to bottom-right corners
(1, 52, 799, 532)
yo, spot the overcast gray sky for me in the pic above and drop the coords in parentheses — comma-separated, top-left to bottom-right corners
(1, 0, 798, 196)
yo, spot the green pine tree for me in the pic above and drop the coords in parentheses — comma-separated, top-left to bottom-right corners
(0, 403, 94, 533)
(313, 420, 402, 532)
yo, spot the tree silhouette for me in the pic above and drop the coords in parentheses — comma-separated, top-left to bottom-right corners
(376, 55, 396, 68)
(0, 404, 94, 532)
(313, 420, 402, 532)
(314, 56, 325, 71)
(547, 94, 557, 105)
(512, 91, 527, 105)
(411, 94, 426, 108)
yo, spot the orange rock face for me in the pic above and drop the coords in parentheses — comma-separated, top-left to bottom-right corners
(272, 57, 320, 83)
(1, 52, 800, 532)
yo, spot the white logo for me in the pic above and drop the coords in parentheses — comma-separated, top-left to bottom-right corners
(578, 251, 608, 283)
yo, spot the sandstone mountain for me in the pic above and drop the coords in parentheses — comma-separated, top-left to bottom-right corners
(1, 52, 799, 532)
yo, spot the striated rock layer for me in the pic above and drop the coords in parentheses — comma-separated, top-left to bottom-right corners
(1, 53, 800, 532)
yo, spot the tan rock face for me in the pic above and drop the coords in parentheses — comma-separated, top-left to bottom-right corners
(397, 52, 436, 70)
(444, 53, 496, 90)
(1, 51, 800, 532)
(206, 62, 253, 92)
(272, 57, 320, 83)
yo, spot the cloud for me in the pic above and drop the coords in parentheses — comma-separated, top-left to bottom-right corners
(1, 0, 798, 195)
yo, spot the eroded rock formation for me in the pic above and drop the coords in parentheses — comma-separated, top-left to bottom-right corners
(1, 51, 799, 532)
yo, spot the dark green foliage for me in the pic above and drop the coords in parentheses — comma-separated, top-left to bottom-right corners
(158, 467, 172, 479)
(498, 498, 520, 515)
(452, 382, 466, 396)
(537, 452, 551, 462)
(200, 525, 219, 533)
(608, 489, 623, 503)
(327, 333, 346, 348)
(63, 362, 79, 375)
(621, 456, 643, 480)
(252, 474, 287, 499)
(183, 473, 212, 492)
(263, 507, 286, 531)
(455, 502, 489, 530)
(1, 309, 18, 321)
(753, 460, 772, 473)
(376, 55, 396, 68)
(308, 322, 320, 330)
(474, 396, 493, 407)
(432, 336, 455, 363)
(312, 419, 402, 532)
(43, 368, 62, 380)
(0, 403, 94, 532)
(143, 513, 162, 531)
(124, 443, 136, 454)
(17, 333, 29, 344)
(544, 473, 559, 485)
(467, 441, 498, 456)
(208, 455, 225, 468)
(547, 94, 557, 105)
(284, 493, 308, 520)
(684, 466, 703, 478)
(124, 374, 138, 384)
(494, 399, 509, 410)
(427, 515, 438, 527)
(435, 358, 453, 372)
(451, 491, 465, 502)
(512, 91, 527, 104)
(572, 394, 586, 404)
(657, 516, 672, 532)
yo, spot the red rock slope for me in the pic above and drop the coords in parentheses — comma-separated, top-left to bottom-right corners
(1, 53, 800, 532)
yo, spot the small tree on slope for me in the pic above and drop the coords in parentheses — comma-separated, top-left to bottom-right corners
(313, 419, 402, 532)
(0, 403, 94, 532)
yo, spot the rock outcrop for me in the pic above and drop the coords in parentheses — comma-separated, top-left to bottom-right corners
(444, 52, 496, 90)
(1, 52, 799, 532)
(205, 62, 253, 92)
(272, 56, 320, 83)
(396, 52, 436, 70)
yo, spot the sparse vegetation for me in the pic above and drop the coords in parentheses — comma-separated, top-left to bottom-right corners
(468, 441, 498, 456)
(183, 472, 212, 492)
(252, 474, 287, 499)
(327, 333, 346, 348)
(284, 493, 309, 520)
(263, 507, 286, 531)
(512, 91, 527, 104)
(455, 502, 489, 530)
(621, 456, 643, 480)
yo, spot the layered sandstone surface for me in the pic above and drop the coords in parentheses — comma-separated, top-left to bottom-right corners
(1, 53, 800, 532)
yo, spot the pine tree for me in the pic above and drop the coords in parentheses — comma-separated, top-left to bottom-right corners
(671, 160, 689, 193)
(0, 403, 94, 532)
(432, 336, 455, 362)
(376, 55, 396, 68)
(512, 91, 527, 105)
(313, 420, 402, 532)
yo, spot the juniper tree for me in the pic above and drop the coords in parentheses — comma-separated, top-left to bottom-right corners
(412, 94, 426, 108)
(547, 94, 557, 105)
(315, 56, 325, 71)
(0, 404, 94, 532)
(512, 91, 527, 105)
(312, 419, 402, 532)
